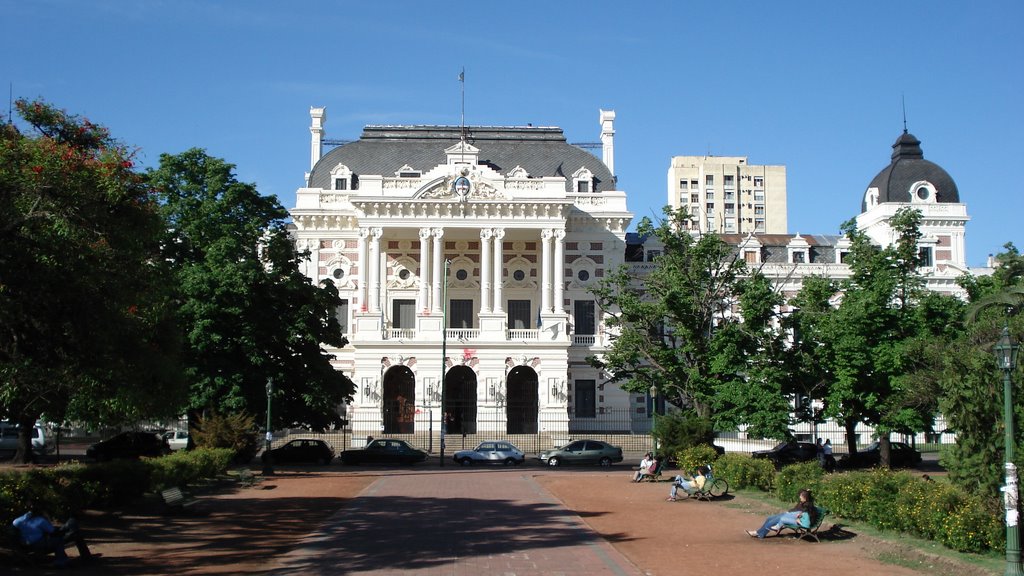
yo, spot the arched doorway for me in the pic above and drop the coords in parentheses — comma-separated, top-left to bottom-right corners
(506, 366, 538, 434)
(444, 365, 477, 435)
(382, 366, 416, 434)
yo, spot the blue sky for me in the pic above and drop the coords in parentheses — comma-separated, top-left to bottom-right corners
(4, 1, 1021, 267)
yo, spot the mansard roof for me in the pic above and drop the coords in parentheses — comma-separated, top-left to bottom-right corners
(309, 125, 615, 193)
(862, 131, 960, 212)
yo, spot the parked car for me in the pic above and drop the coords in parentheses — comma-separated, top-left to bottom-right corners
(453, 441, 525, 466)
(539, 439, 623, 467)
(839, 441, 922, 469)
(262, 438, 335, 465)
(0, 421, 51, 459)
(86, 431, 170, 461)
(339, 438, 428, 465)
(751, 441, 818, 468)
(163, 429, 190, 451)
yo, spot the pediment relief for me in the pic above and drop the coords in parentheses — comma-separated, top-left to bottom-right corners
(417, 172, 506, 200)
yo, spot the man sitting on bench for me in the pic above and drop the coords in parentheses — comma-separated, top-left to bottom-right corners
(12, 500, 95, 567)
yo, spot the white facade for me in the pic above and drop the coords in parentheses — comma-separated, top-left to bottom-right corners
(289, 109, 636, 446)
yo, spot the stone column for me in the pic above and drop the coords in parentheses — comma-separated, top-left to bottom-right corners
(480, 229, 492, 313)
(357, 228, 369, 311)
(541, 229, 553, 314)
(553, 229, 566, 313)
(368, 227, 382, 313)
(418, 228, 432, 313)
(431, 228, 445, 313)
(492, 228, 505, 313)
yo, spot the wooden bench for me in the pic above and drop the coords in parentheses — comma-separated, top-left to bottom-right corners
(161, 487, 198, 510)
(773, 506, 829, 542)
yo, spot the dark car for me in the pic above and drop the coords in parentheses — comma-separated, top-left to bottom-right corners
(262, 438, 335, 465)
(839, 441, 922, 469)
(751, 441, 818, 468)
(86, 431, 171, 461)
(539, 439, 623, 467)
(339, 438, 428, 465)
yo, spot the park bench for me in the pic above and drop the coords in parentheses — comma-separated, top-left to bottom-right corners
(773, 506, 829, 542)
(161, 486, 198, 511)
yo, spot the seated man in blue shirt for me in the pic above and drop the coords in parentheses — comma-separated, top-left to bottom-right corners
(12, 501, 95, 567)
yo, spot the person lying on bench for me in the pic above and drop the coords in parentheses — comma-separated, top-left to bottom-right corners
(632, 453, 658, 482)
(12, 500, 95, 567)
(666, 466, 707, 501)
(746, 488, 818, 539)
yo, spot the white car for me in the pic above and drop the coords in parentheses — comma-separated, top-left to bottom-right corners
(163, 429, 189, 451)
(453, 441, 525, 466)
(0, 422, 50, 457)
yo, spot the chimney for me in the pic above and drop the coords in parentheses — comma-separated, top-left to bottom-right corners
(599, 109, 615, 177)
(310, 107, 326, 170)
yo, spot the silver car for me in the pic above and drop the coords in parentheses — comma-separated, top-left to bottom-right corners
(453, 441, 525, 466)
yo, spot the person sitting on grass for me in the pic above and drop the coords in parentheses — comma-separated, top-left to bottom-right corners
(746, 488, 818, 539)
(12, 500, 96, 567)
(632, 452, 657, 482)
(666, 466, 708, 501)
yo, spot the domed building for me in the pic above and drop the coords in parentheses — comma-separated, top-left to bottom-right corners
(856, 130, 971, 289)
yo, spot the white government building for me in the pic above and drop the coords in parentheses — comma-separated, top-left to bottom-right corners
(288, 107, 982, 451)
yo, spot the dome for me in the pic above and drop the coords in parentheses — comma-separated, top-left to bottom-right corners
(861, 131, 959, 212)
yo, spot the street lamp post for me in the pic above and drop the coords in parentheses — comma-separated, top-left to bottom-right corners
(263, 378, 274, 475)
(649, 385, 659, 454)
(439, 260, 450, 468)
(995, 324, 1023, 576)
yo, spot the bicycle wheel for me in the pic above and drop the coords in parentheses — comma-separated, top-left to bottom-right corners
(709, 478, 729, 497)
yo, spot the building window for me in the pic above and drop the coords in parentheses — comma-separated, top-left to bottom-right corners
(754, 190, 765, 202)
(705, 175, 714, 186)
(456, 269, 468, 281)
(754, 205, 765, 215)
(574, 380, 596, 417)
(513, 269, 526, 281)
(725, 218, 736, 231)
(724, 203, 735, 215)
(334, 178, 348, 190)
(918, 247, 933, 267)
(577, 269, 590, 282)
(725, 189, 735, 200)
(690, 179, 698, 189)
(679, 180, 688, 190)
(744, 250, 758, 264)
(705, 190, 715, 201)
(507, 299, 532, 329)
(690, 193, 699, 203)
(754, 218, 765, 232)
(577, 180, 590, 193)
(335, 299, 349, 336)
(574, 300, 596, 335)
(754, 176, 764, 187)
(392, 299, 415, 329)
(792, 251, 806, 263)
(724, 175, 735, 187)
(839, 251, 849, 263)
(646, 250, 661, 262)
(450, 299, 473, 329)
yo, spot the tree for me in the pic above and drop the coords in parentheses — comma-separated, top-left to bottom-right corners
(148, 149, 354, 430)
(938, 244, 1024, 494)
(589, 207, 791, 438)
(0, 100, 182, 462)
(797, 208, 957, 466)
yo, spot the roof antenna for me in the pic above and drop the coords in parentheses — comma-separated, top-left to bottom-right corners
(459, 67, 466, 163)
(7, 83, 12, 125)
(902, 93, 908, 134)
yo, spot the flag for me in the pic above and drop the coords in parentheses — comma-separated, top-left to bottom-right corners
(458, 69, 464, 82)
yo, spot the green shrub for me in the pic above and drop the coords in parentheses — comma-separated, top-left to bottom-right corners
(653, 410, 715, 458)
(148, 448, 234, 490)
(775, 461, 826, 502)
(673, 444, 721, 473)
(710, 453, 776, 491)
(192, 412, 259, 464)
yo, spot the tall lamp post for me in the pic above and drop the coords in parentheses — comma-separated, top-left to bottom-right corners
(263, 378, 274, 475)
(649, 385, 659, 455)
(439, 260, 450, 468)
(995, 324, 1023, 576)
